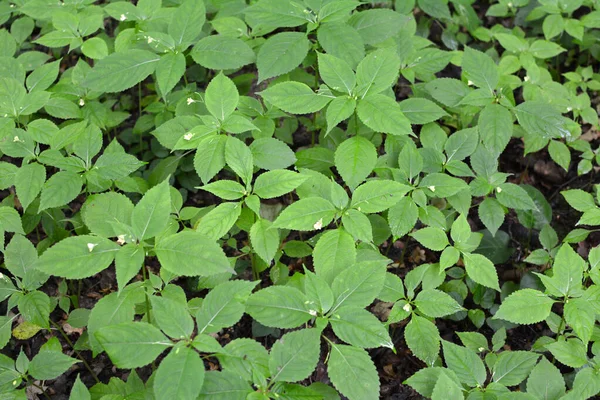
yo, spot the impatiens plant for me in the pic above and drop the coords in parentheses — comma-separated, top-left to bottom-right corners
(0, 0, 599, 399)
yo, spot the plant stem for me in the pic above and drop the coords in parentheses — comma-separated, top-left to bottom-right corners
(142, 265, 152, 325)
(49, 320, 100, 384)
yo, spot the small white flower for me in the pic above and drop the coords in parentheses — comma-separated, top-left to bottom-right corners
(183, 132, 193, 141)
(496, 187, 502, 193)
(186, 97, 194, 105)
(9, 4, 14, 7)
(79, 98, 85, 106)
(478, 347, 485, 352)
(313, 218, 323, 230)
(507, 2, 513, 7)
(147, 36, 154, 44)
(119, 14, 127, 21)
(403, 303, 412, 313)
(357, 206, 361, 212)
(566, 106, 572, 112)
(428, 185, 436, 192)
(467, 80, 474, 86)
(87, 243, 98, 252)
(12, 136, 20, 143)
(117, 235, 126, 245)
(524, 75, 530, 82)
(0, 273, 3, 279)
(309, 310, 317, 316)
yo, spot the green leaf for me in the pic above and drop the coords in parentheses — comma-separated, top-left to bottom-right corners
(260, 81, 332, 114)
(95, 322, 172, 369)
(492, 351, 539, 386)
(39, 171, 83, 212)
(348, 8, 404, 45)
(546, 338, 588, 368)
(155, 231, 232, 276)
(327, 343, 380, 400)
(515, 102, 570, 140)
(131, 180, 171, 241)
(156, 52, 185, 97)
(199, 370, 252, 399)
(154, 346, 205, 400)
(496, 183, 537, 211)
(548, 140, 571, 172)
(561, 189, 596, 212)
(493, 289, 554, 324)
(150, 295, 194, 339)
(244, 0, 308, 32)
(168, 0, 205, 47)
(405, 315, 441, 366)
(462, 46, 498, 93)
(357, 94, 412, 136)
(0, 207, 24, 234)
(85, 50, 160, 93)
(351, 180, 412, 213)
(205, 73, 239, 121)
(399, 98, 448, 125)
(317, 22, 364, 69)
(253, 170, 308, 199)
(425, 78, 470, 108)
(194, 135, 227, 184)
(313, 229, 356, 285)
(115, 243, 144, 292)
(565, 298, 595, 344)
(269, 329, 320, 382)
(479, 103, 513, 154)
(250, 219, 279, 264)
(26, 59, 60, 92)
(526, 357, 566, 400)
(318, 53, 355, 94)
(431, 370, 464, 400)
(191, 35, 255, 70)
(35, 235, 119, 279)
(442, 341, 486, 387)
(418, 173, 469, 198)
(355, 48, 400, 98)
(200, 180, 246, 201)
(246, 286, 313, 328)
(330, 307, 393, 349)
(334, 136, 377, 189)
(272, 197, 337, 231)
(15, 162, 45, 211)
(388, 197, 418, 239)
(250, 138, 296, 170)
(29, 350, 78, 380)
(81, 37, 108, 59)
(326, 96, 356, 133)
(196, 280, 257, 334)
(331, 261, 386, 311)
(342, 209, 373, 242)
(196, 202, 242, 240)
(225, 136, 253, 184)
(93, 152, 144, 180)
(257, 32, 309, 82)
(529, 40, 565, 59)
(81, 192, 134, 238)
(462, 252, 500, 291)
(410, 227, 449, 251)
(69, 375, 91, 400)
(303, 269, 334, 314)
(415, 289, 464, 318)
(478, 198, 505, 237)
(18, 290, 50, 328)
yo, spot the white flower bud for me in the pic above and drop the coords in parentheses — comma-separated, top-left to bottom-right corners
(313, 218, 323, 230)
(87, 243, 97, 252)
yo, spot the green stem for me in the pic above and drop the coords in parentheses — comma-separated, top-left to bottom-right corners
(142, 265, 152, 325)
(50, 320, 100, 384)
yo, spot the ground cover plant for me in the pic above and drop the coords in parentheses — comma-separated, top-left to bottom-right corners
(0, 0, 600, 398)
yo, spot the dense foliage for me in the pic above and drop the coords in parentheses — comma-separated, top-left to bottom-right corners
(0, 0, 599, 399)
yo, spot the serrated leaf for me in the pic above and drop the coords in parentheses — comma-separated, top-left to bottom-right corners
(196, 280, 257, 334)
(115, 243, 144, 292)
(95, 322, 172, 369)
(331, 261, 386, 311)
(154, 346, 204, 400)
(156, 52, 185, 97)
(39, 171, 83, 212)
(150, 295, 194, 339)
(260, 81, 332, 114)
(15, 162, 45, 212)
(405, 315, 441, 366)
(326, 96, 356, 133)
(462, 252, 500, 291)
(205, 73, 239, 121)
(415, 289, 464, 318)
(250, 219, 279, 264)
(357, 94, 412, 136)
(253, 170, 308, 199)
(225, 136, 253, 184)
(327, 343, 380, 400)
(85, 50, 160, 93)
(168, 0, 205, 47)
(272, 197, 337, 231)
(492, 351, 539, 386)
(35, 235, 119, 279)
(399, 98, 448, 125)
(196, 202, 242, 240)
(318, 52, 355, 94)
(155, 231, 232, 277)
(515, 102, 570, 140)
(419, 173, 469, 198)
(478, 198, 504, 237)
(330, 307, 393, 349)
(250, 137, 296, 170)
(191, 35, 255, 70)
(496, 183, 537, 211)
(442, 340, 486, 387)
(494, 289, 554, 324)
(548, 140, 571, 172)
(269, 329, 320, 382)
(410, 227, 448, 251)
(257, 32, 309, 82)
(526, 357, 566, 400)
(334, 136, 377, 189)
(388, 197, 418, 239)
(355, 48, 400, 98)
(29, 350, 78, 380)
(194, 135, 227, 184)
(246, 286, 312, 328)
(462, 46, 498, 93)
(351, 180, 412, 213)
(479, 103, 513, 155)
